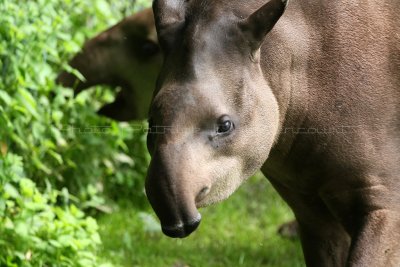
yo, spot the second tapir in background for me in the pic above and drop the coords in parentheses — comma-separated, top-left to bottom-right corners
(56, 8, 162, 121)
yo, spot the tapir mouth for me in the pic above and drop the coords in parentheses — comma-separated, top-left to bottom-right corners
(55, 71, 91, 94)
(161, 213, 202, 238)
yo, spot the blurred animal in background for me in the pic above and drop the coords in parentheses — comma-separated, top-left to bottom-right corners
(56, 8, 162, 121)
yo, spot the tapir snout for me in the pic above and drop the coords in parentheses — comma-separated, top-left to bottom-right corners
(145, 143, 212, 238)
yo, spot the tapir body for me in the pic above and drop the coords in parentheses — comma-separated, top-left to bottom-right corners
(146, 0, 400, 266)
(57, 8, 162, 121)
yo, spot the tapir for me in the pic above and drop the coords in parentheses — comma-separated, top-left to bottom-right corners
(57, 6, 300, 238)
(56, 8, 162, 121)
(146, 0, 400, 266)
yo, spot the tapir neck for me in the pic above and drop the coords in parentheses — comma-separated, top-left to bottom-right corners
(260, 0, 312, 161)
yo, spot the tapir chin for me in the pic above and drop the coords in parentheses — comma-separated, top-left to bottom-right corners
(146, 0, 400, 266)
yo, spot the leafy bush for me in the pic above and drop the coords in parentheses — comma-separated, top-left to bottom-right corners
(0, 0, 151, 204)
(0, 153, 104, 267)
(0, 0, 152, 265)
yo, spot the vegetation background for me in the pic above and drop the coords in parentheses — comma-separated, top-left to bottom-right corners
(0, 0, 303, 266)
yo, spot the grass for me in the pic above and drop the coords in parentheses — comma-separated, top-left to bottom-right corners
(97, 173, 305, 267)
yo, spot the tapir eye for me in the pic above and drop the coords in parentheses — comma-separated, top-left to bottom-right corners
(141, 40, 159, 57)
(217, 116, 234, 134)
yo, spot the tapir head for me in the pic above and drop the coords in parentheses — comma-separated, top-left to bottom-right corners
(146, 0, 288, 238)
(56, 8, 162, 120)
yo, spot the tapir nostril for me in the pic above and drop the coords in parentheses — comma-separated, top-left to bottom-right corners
(184, 218, 201, 236)
(196, 186, 210, 203)
(161, 214, 202, 238)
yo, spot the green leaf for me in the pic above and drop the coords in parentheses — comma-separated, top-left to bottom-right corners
(70, 204, 84, 219)
(15, 222, 30, 237)
(48, 150, 63, 165)
(32, 156, 52, 174)
(4, 217, 15, 229)
(16, 88, 39, 119)
(95, 0, 112, 17)
(49, 239, 62, 248)
(0, 91, 12, 105)
(10, 133, 28, 150)
(3, 183, 20, 199)
(19, 178, 36, 198)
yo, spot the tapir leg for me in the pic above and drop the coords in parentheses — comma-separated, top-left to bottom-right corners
(297, 217, 350, 267)
(319, 180, 400, 266)
(346, 210, 400, 267)
(268, 178, 351, 266)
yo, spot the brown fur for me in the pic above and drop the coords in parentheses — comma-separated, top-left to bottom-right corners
(147, 0, 400, 266)
(56, 8, 162, 121)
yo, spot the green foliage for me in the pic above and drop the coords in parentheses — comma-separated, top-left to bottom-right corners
(0, 0, 151, 204)
(0, 0, 152, 266)
(0, 153, 104, 267)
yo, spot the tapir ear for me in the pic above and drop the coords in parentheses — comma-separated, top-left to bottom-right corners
(239, 0, 289, 51)
(153, 0, 186, 30)
(153, 0, 186, 48)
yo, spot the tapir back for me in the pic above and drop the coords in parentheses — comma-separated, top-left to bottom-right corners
(262, 0, 400, 188)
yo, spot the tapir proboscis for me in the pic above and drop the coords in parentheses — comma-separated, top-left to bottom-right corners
(146, 0, 400, 266)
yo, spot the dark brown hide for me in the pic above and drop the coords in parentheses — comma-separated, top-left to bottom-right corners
(56, 8, 162, 121)
(148, 0, 400, 266)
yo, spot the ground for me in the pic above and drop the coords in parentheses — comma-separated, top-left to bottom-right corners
(98, 174, 305, 267)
